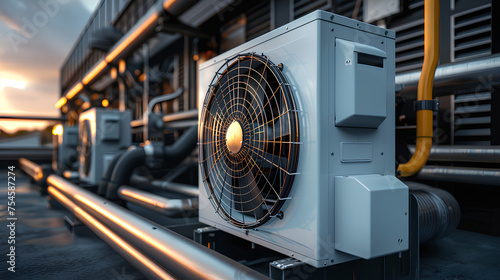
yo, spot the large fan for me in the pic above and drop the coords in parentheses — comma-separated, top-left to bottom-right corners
(199, 53, 300, 229)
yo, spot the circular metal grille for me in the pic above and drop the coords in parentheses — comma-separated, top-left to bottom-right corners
(199, 53, 300, 229)
(79, 120, 92, 176)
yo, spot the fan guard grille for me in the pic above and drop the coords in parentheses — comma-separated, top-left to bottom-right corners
(199, 53, 300, 229)
(79, 120, 92, 176)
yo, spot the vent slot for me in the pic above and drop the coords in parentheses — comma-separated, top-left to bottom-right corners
(453, 91, 492, 145)
(294, 0, 332, 19)
(358, 53, 384, 68)
(392, 18, 425, 73)
(246, 1, 271, 41)
(452, 4, 491, 62)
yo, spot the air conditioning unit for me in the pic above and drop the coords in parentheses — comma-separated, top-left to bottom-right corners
(198, 11, 408, 268)
(78, 108, 132, 185)
(53, 125, 78, 172)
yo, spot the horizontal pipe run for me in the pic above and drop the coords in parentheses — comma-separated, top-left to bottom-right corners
(130, 174, 199, 197)
(47, 186, 175, 280)
(396, 54, 500, 97)
(130, 109, 198, 128)
(19, 158, 43, 181)
(47, 175, 269, 280)
(416, 166, 500, 186)
(408, 145, 500, 163)
(118, 185, 198, 217)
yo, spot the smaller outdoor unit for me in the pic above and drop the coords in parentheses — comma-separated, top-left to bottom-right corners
(78, 108, 131, 185)
(53, 125, 78, 172)
(198, 11, 408, 268)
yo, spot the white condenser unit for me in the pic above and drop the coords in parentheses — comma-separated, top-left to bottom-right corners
(198, 11, 409, 268)
(78, 108, 132, 185)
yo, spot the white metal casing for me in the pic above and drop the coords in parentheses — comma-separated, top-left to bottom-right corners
(198, 10, 407, 268)
(78, 108, 131, 185)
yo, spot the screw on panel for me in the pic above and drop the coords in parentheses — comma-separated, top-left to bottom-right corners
(381, 41, 384, 44)
(275, 211, 284, 220)
(380, 152, 384, 155)
(331, 152, 334, 156)
(331, 28, 334, 32)
(152, 227, 157, 230)
(330, 15, 334, 20)
(346, 59, 351, 64)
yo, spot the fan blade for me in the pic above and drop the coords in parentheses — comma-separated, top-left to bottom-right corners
(233, 171, 264, 218)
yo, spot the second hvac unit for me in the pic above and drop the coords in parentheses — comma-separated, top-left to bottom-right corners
(198, 11, 408, 267)
(78, 108, 131, 185)
(53, 125, 78, 173)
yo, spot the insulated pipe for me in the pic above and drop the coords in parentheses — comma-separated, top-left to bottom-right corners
(415, 166, 500, 186)
(398, 0, 440, 177)
(47, 175, 269, 280)
(408, 145, 500, 163)
(130, 174, 199, 197)
(118, 185, 198, 217)
(163, 125, 198, 167)
(106, 148, 146, 199)
(47, 186, 175, 280)
(406, 182, 461, 243)
(99, 151, 125, 196)
(19, 158, 43, 181)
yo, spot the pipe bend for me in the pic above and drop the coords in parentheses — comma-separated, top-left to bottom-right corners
(106, 147, 146, 199)
(398, 0, 439, 177)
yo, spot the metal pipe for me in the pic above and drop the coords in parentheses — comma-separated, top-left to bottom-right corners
(406, 182, 461, 243)
(47, 175, 269, 280)
(130, 109, 198, 128)
(398, 0, 440, 177)
(62, 171, 79, 180)
(130, 174, 199, 197)
(416, 166, 500, 186)
(47, 186, 175, 280)
(396, 54, 500, 97)
(0, 115, 65, 121)
(19, 158, 43, 181)
(408, 145, 500, 163)
(106, 147, 146, 199)
(118, 185, 198, 217)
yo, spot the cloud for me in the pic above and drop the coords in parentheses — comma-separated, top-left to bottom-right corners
(0, 0, 99, 132)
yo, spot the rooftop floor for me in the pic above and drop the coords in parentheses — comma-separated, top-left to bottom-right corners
(1, 173, 499, 279)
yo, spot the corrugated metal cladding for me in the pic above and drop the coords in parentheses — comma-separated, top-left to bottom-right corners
(61, 0, 496, 94)
(60, 0, 156, 94)
(452, 4, 492, 62)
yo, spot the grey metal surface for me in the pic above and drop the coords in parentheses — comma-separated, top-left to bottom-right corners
(416, 166, 500, 186)
(0, 148, 52, 161)
(47, 186, 175, 280)
(118, 185, 198, 217)
(47, 175, 269, 280)
(408, 145, 500, 163)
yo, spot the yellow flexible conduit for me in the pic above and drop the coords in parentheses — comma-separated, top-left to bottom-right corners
(398, 0, 440, 177)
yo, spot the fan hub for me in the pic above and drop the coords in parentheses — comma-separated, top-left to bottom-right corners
(226, 121, 243, 154)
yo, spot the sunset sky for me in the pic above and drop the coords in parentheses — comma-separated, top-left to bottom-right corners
(0, 0, 99, 133)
